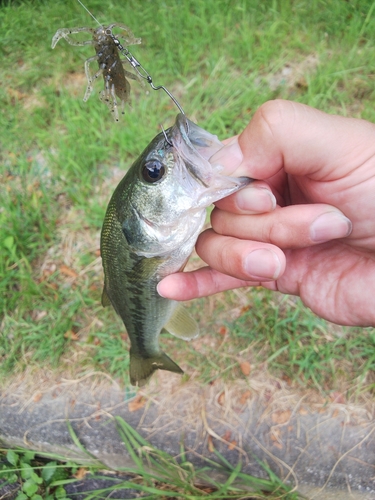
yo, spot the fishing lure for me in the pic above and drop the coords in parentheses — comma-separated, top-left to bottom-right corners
(52, 0, 185, 120)
(52, 24, 141, 122)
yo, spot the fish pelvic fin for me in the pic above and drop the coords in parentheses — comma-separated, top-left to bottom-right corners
(129, 350, 183, 387)
(164, 304, 199, 341)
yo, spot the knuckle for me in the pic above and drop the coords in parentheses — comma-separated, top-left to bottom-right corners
(266, 220, 289, 246)
(218, 238, 244, 277)
(210, 208, 225, 234)
(256, 99, 292, 130)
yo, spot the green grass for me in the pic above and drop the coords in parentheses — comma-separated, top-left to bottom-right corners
(0, 417, 302, 499)
(1, 0, 375, 394)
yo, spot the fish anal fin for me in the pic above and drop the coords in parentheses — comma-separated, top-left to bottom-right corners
(164, 305, 199, 341)
(101, 287, 112, 307)
(130, 350, 183, 387)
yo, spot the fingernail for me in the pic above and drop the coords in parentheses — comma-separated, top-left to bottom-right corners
(244, 249, 281, 280)
(310, 212, 352, 243)
(156, 282, 166, 298)
(236, 186, 276, 212)
(209, 138, 243, 173)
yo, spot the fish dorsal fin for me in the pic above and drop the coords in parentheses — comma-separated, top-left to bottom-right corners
(101, 287, 112, 307)
(164, 305, 199, 341)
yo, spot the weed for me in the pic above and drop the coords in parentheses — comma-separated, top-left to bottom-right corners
(0, 416, 304, 499)
(0, 448, 76, 499)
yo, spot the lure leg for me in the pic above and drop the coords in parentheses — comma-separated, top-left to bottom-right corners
(123, 69, 138, 81)
(99, 79, 119, 122)
(83, 55, 102, 101)
(122, 64, 144, 87)
(109, 83, 119, 122)
(120, 99, 126, 116)
(106, 23, 141, 46)
(99, 77, 111, 104)
(115, 32, 141, 46)
(51, 27, 95, 48)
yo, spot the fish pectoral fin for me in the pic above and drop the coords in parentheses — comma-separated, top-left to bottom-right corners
(164, 305, 199, 341)
(130, 350, 183, 387)
(101, 287, 112, 307)
(131, 257, 164, 281)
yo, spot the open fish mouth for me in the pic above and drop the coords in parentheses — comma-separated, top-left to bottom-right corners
(169, 113, 252, 205)
(171, 113, 225, 167)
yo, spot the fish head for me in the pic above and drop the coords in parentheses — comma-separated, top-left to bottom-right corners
(120, 114, 251, 257)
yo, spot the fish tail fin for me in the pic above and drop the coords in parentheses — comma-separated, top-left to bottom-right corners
(129, 350, 183, 387)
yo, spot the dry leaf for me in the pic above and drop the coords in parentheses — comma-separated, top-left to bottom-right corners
(329, 392, 345, 404)
(95, 402, 101, 420)
(222, 430, 231, 442)
(128, 395, 146, 412)
(228, 440, 237, 451)
(197, 486, 215, 494)
(264, 389, 272, 401)
(32, 310, 47, 322)
(64, 330, 79, 340)
(52, 387, 62, 398)
(208, 435, 215, 453)
(239, 390, 252, 405)
(218, 391, 225, 406)
(281, 374, 292, 385)
(272, 441, 283, 450)
(33, 392, 42, 403)
(239, 361, 251, 376)
(270, 428, 281, 441)
(74, 468, 89, 480)
(59, 265, 78, 278)
(7, 87, 27, 101)
(271, 410, 291, 425)
(299, 407, 309, 416)
(240, 305, 251, 314)
(218, 326, 227, 336)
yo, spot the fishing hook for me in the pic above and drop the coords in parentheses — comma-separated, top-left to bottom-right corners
(160, 124, 173, 147)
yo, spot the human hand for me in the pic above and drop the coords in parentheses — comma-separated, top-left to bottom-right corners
(158, 100, 375, 326)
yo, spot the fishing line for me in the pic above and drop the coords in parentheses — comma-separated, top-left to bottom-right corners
(76, 0, 101, 26)
(75, 0, 185, 115)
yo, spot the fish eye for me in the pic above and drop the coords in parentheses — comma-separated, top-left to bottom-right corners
(142, 160, 165, 183)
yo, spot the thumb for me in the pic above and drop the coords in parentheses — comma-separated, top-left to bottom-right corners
(210, 99, 375, 180)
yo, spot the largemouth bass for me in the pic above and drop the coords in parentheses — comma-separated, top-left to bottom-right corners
(100, 114, 251, 386)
